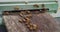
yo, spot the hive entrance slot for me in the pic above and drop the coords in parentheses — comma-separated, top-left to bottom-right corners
(3, 9, 49, 15)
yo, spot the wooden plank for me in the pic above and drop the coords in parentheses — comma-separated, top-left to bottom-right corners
(3, 13, 59, 32)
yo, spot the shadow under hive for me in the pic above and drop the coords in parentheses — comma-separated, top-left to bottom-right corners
(3, 10, 59, 32)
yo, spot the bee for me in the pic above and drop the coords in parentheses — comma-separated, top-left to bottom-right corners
(27, 23, 38, 30)
(22, 19, 26, 23)
(19, 19, 23, 23)
(25, 17, 30, 20)
(5, 12, 9, 15)
(26, 11, 31, 14)
(25, 21, 30, 25)
(27, 23, 33, 30)
(19, 13, 23, 17)
(26, 14, 32, 18)
(32, 24, 38, 30)
(14, 6, 19, 10)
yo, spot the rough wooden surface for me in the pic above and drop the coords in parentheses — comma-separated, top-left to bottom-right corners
(3, 13, 59, 32)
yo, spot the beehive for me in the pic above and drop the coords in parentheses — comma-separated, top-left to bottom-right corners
(0, 0, 59, 32)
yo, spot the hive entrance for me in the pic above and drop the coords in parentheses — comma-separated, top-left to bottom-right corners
(3, 9, 49, 15)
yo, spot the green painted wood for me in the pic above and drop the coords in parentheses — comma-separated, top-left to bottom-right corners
(0, 1, 57, 4)
(0, 0, 57, 2)
(0, 1, 58, 13)
(0, 4, 58, 13)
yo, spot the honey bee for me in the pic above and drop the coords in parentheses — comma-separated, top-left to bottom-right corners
(26, 11, 31, 14)
(14, 6, 19, 10)
(5, 12, 9, 15)
(19, 19, 23, 23)
(25, 21, 30, 25)
(32, 24, 38, 30)
(25, 17, 30, 20)
(26, 14, 32, 18)
(27, 23, 33, 30)
(22, 19, 26, 23)
(27, 23, 38, 30)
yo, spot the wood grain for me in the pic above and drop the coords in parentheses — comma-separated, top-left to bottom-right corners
(3, 13, 59, 32)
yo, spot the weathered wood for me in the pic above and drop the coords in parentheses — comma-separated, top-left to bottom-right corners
(3, 13, 59, 32)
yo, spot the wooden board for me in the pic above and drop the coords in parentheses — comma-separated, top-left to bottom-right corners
(3, 13, 59, 32)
